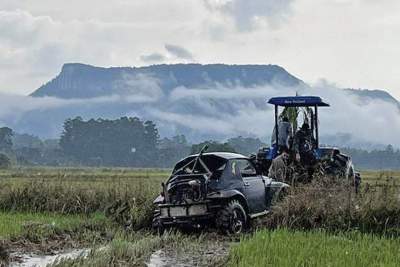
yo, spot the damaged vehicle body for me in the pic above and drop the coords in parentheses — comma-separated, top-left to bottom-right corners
(153, 147, 289, 234)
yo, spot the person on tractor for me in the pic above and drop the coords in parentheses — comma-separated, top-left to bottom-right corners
(293, 122, 316, 166)
(271, 116, 293, 153)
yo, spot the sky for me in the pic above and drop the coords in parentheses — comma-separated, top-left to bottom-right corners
(1, 0, 400, 99)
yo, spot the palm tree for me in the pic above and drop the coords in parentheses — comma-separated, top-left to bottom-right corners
(280, 107, 299, 131)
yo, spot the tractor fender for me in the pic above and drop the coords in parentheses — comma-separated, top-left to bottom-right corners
(207, 190, 249, 212)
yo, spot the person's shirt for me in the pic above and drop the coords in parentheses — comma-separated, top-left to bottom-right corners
(271, 121, 293, 146)
(268, 154, 288, 182)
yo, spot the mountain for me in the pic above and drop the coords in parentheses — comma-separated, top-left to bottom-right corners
(32, 63, 306, 98)
(344, 88, 400, 110)
(3, 63, 399, 148)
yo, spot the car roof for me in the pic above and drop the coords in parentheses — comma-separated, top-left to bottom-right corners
(268, 96, 330, 107)
(189, 152, 248, 160)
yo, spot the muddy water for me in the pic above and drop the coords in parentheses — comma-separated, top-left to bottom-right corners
(147, 244, 228, 267)
(147, 250, 191, 267)
(10, 248, 89, 267)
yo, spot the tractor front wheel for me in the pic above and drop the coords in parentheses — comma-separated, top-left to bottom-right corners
(216, 200, 247, 235)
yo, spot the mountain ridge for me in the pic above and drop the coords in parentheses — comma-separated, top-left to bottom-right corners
(344, 88, 400, 109)
(31, 63, 400, 109)
(31, 63, 308, 98)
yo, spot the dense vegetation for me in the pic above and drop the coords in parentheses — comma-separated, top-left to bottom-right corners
(60, 117, 159, 167)
(2, 119, 266, 168)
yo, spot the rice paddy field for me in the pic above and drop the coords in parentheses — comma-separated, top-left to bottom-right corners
(361, 170, 400, 184)
(229, 229, 400, 267)
(0, 167, 399, 266)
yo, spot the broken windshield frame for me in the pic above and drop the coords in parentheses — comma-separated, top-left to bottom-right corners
(172, 154, 227, 179)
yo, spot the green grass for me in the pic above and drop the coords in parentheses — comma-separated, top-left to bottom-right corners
(361, 170, 400, 184)
(0, 212, 106, 238)
(0, 167, 169, 189)
(0, 168, 172, 265)
(229, 229, 400, 267)
(0, 167, 169, 217)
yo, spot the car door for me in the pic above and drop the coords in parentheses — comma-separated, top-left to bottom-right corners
(232, 159, 267, 214)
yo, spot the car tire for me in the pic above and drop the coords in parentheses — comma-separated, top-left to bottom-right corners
(216, 200, 247, 235)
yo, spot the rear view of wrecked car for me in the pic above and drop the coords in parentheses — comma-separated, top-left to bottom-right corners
(152, 147, 289, 234)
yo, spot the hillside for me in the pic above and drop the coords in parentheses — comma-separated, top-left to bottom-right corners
(32, 63, 306, 98)
(344, 88, 400, 109)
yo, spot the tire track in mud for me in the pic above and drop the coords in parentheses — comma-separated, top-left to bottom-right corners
(147, 236, 230, 267)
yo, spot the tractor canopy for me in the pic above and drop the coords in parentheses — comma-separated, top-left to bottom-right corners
(267, 95, 330, 154)
(268, 96, 330, 107)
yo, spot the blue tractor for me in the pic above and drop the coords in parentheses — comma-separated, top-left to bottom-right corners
(255, 96, 361, 188)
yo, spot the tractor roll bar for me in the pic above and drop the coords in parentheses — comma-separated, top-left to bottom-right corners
(268, 96, 329, 149)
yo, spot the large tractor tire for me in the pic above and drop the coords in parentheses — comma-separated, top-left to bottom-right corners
(216, 200, 247, 235)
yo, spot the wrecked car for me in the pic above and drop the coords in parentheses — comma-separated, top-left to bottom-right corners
(152, 147, 289, 234)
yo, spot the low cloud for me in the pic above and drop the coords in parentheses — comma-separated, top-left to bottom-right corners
(163, 82, 400, 146)
(169, 85, 293, 101)
(148, 109, 235, 135)
(112, 72, 164, 101)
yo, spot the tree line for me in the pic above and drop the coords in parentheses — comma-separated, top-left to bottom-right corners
(0, 117, 265, 168)
(0, 116, 399, 169)
(341, 145, 400, 170)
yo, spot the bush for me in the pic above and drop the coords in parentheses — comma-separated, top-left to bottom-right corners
(260, 176, 400, 235)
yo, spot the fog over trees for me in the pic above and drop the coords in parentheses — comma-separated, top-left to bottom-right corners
(0, 117, 395, 170)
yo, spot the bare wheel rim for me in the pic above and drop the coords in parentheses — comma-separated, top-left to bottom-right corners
(231, 209, 244, 234)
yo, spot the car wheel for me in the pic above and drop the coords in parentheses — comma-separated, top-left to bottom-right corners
(216, 200, 247, 235)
